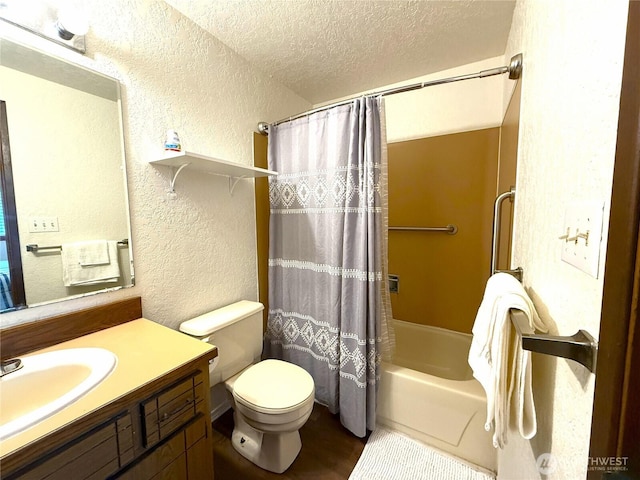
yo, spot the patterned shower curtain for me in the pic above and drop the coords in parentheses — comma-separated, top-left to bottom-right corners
(264, 97, 394, 438)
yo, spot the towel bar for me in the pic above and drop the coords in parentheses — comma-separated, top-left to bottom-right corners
(26, 239, 129, 253)
(510, 309, 598, 373)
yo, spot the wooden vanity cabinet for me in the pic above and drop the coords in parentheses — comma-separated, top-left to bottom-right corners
(4, 364, 215, 480)
(114, 370, 213, 480)
(0, 299, 217, 480)
(6, 413, 134, 480)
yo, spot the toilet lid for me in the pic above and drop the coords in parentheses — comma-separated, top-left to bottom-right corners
(233, 359, 315, 413)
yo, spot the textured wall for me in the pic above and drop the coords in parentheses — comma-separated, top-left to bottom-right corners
(166, 0, 515, 104)
(0, 0, 310, 328)
(320, 56, 507, 142)
(498, 1, 628, 479)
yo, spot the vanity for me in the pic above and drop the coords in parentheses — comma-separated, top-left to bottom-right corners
(0, 298, 217, 479)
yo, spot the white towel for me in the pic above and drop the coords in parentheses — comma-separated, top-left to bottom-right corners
(468, 273, 548, 448)
(61, 240, 121, 286)
(76, 240, 110, 266)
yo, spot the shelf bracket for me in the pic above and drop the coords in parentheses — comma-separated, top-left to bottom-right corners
(228, 175, 248, 196)
(169, 163, 191, 193)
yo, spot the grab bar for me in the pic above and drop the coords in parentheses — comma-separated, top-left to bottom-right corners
(26, 239, 129, 253)
(510, 309, 598, 373)
(491, 187, 522, 281)
(389, 224, 458, 235)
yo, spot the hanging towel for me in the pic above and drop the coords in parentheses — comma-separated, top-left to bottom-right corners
(468, 272, 548, 448)
(76, 240, 110, 266)
(61, 240, 121, 286)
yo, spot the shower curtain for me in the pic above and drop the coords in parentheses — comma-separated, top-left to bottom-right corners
(264, 97, 394, 438)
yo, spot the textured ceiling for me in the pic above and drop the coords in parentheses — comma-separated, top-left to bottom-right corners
(165, 0, 515, 105)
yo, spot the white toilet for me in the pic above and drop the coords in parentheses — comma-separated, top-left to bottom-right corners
(179, 300, 315, 474)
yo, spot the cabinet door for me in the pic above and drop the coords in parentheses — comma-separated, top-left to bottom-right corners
(148, 454, 187, 480)
(185, 416, 214, 480)
(115, 429, 187, 480)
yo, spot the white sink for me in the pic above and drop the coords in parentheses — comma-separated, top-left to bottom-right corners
(0, 347, 117, 440)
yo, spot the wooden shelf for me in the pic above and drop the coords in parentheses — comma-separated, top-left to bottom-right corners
(150, 151, 277, 178)
(150, 151, 277, 194)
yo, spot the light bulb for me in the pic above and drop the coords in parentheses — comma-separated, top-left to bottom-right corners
(55, 8, 89, 40)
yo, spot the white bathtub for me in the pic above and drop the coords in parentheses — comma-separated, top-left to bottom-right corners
(377, 320, 497, 472)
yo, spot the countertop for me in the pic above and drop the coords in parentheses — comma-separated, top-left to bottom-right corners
(0, 318, 216, 459)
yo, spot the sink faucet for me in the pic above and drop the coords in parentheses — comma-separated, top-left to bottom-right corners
(1, 358, 23, 377)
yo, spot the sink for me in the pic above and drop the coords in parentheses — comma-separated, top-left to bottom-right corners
(0, 347, 117, 440)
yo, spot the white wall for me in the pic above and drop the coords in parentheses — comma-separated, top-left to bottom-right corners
(317, 56, 506, 143)
(384, 57, 506, 142)
(0, 0, 311, 328)
(499, 1, 628, 479)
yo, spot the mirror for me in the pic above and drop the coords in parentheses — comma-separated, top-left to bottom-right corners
(0, 38, 134, 312)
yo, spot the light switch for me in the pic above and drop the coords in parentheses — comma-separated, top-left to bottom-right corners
(560, 202, 604, 278)
(28, 216, 59, 233)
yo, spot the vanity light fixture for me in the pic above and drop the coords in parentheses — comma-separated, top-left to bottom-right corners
(54, 8, 89, 41)
(0, 1, 89, 54)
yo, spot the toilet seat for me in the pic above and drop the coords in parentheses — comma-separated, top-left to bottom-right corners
(232, 359, 315, 414)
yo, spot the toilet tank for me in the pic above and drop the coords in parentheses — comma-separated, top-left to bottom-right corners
(179, 300, 264, 386)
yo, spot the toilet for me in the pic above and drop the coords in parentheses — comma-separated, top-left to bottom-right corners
(179, 300, 315, 474)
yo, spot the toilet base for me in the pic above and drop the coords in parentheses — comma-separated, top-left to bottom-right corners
(231, 412, 302, 474)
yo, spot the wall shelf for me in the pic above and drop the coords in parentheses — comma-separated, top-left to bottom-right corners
(150, 151, 277, 194)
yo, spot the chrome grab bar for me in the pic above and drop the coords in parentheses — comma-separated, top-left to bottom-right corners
(491, 187, 522, 280)
(510, 309, 598, 373)
(389, 224, 458, 235)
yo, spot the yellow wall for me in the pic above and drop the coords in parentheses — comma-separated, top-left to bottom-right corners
(496, 80, 521, 270)
(388, 128, 500, 333)
(253, 133, 269, 330)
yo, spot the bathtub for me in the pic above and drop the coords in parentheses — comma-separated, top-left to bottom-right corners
(377, 319, 497, 472)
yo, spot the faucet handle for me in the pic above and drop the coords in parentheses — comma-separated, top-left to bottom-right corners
(1, 358, 23, 377)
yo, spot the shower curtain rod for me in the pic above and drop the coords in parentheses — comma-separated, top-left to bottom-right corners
(258, 53, 522, 134)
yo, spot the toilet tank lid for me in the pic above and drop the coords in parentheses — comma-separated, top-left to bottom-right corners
(179, 300, 264, 337)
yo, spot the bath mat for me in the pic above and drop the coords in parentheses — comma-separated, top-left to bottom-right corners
(349, 427, 495, 480)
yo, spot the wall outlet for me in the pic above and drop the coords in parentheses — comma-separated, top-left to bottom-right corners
(560, 202, 604, 278)
(28, 216, 59, 233)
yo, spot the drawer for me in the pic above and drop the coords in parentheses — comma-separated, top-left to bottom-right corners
(193, 381, 206, 406)
(157, 378, 193, 409)
(141, 373, 201, 447)
(158, 388, 195, 424)
(117, 415, 135, 467)
(15, 414, 133, 480)
(158, 403, 195, 439)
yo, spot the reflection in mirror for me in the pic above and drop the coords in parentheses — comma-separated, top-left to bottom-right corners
(0, 38, 134, 312)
